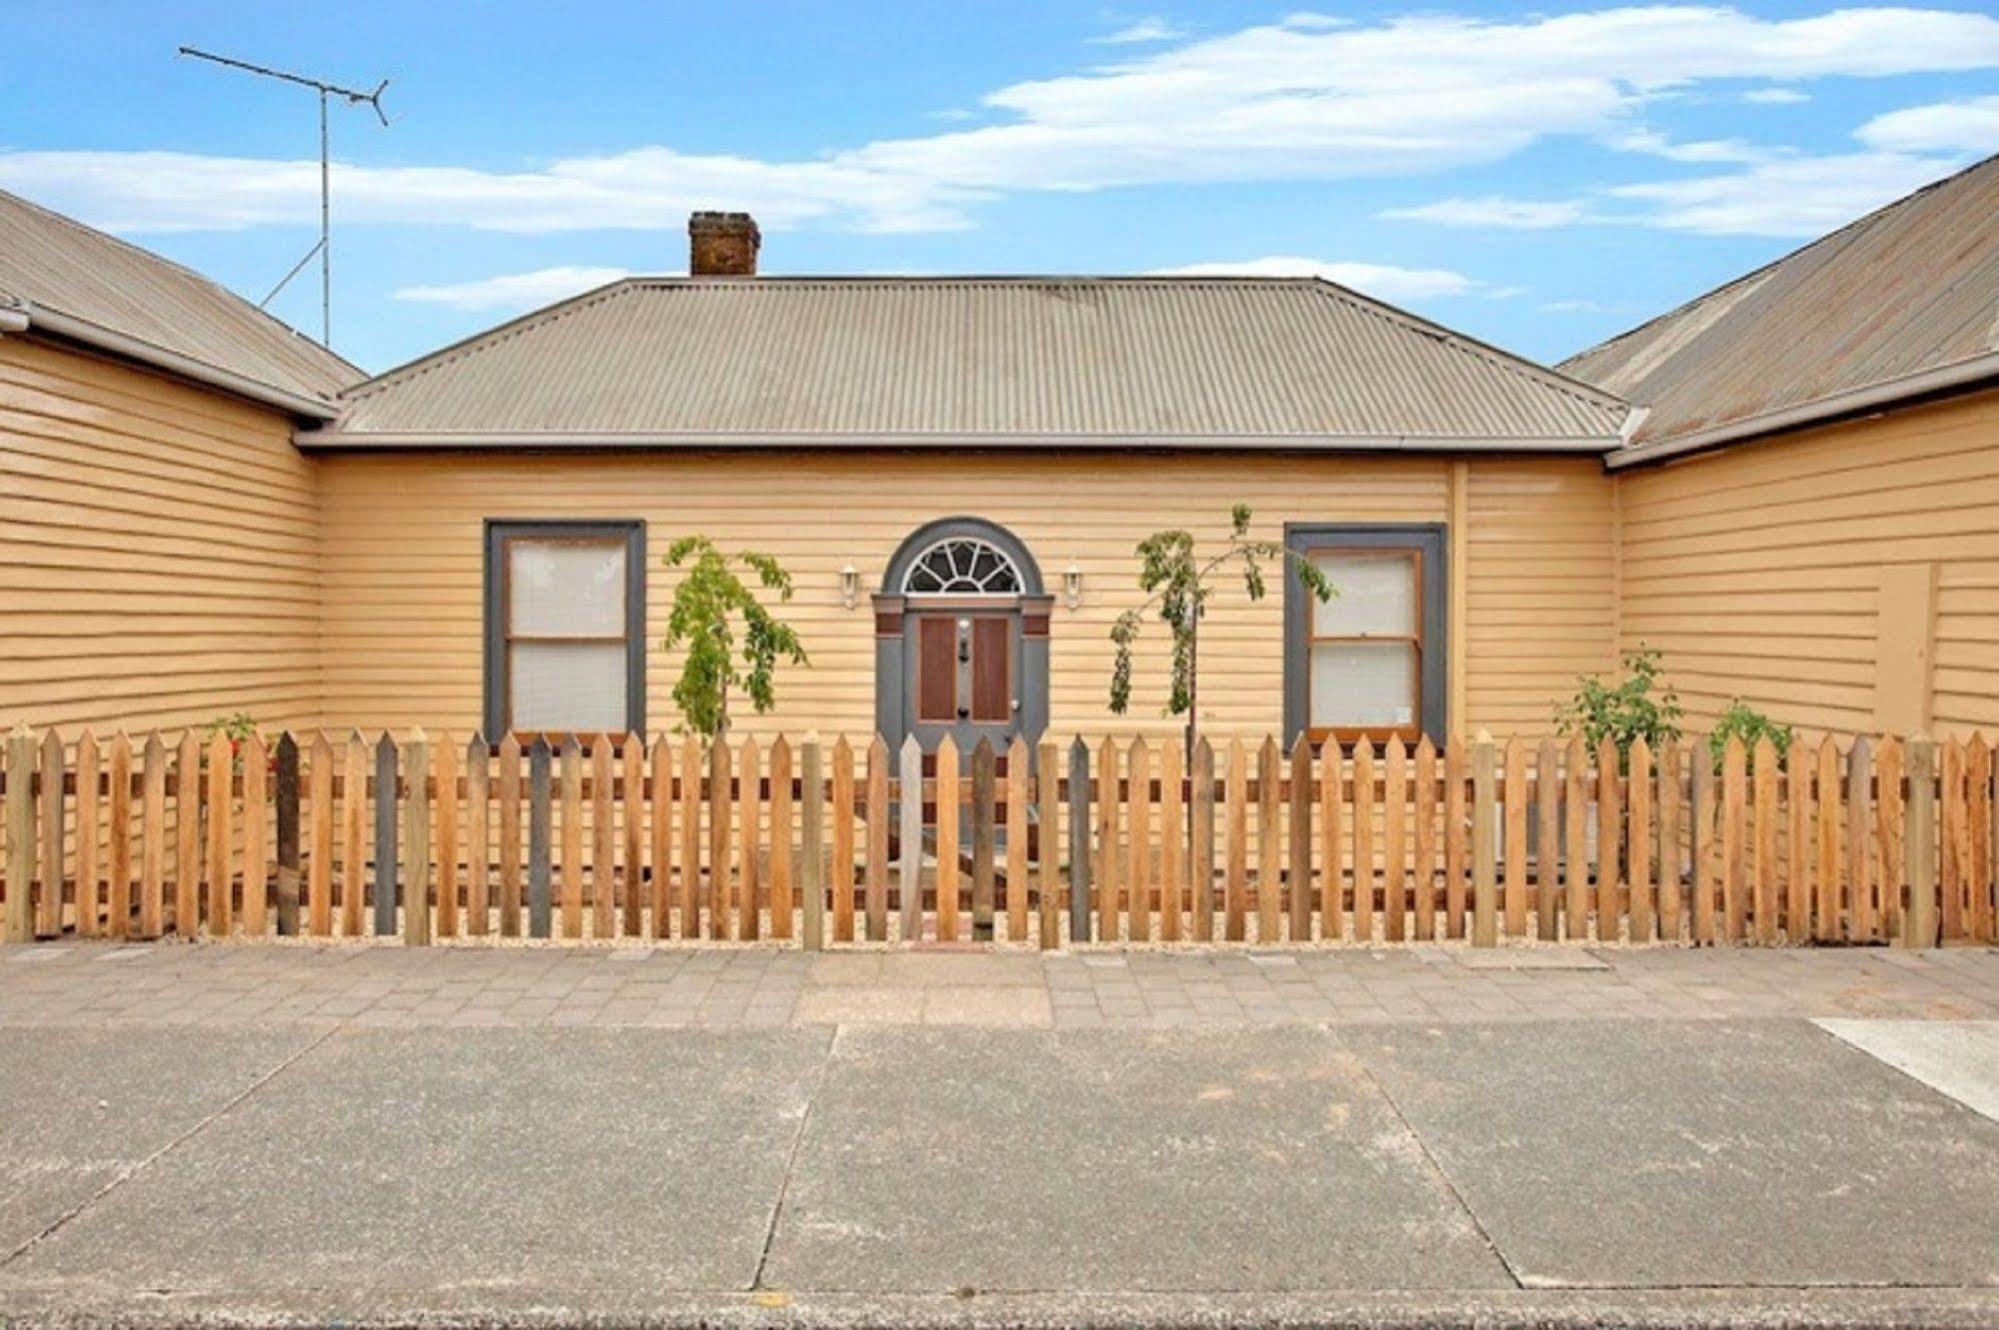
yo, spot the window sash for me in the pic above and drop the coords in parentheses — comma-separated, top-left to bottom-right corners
(486, 523, 643, 739)
(1301, 544, 1424, 742)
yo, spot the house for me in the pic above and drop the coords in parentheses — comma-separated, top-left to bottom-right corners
(1568, 153, 1999, 741)
(8, 158, 1994, 756)
(0, 187, 362, 734)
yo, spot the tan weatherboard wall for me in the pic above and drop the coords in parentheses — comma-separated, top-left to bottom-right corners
(318, 450, 1614, 741)
(0, 336, 321, 734)
(1614, 386, 1999, 740)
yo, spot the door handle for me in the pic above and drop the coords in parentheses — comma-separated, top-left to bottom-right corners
(957, 707, 970, 720)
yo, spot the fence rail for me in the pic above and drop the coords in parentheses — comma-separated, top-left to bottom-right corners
(3, 725, 1995, 948)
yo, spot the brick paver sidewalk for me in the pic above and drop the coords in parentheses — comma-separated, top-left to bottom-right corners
(2, 941, 1991, 1030)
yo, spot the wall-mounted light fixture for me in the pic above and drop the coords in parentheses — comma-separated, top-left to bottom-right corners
(840, 562, 860, 610)
(1064, 560, 1083, 610)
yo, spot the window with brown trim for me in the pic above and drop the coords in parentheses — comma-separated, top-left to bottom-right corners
(484, 520, 645, 737)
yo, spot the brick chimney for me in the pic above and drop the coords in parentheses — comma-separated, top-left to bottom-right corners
(689, 211, 760, 277)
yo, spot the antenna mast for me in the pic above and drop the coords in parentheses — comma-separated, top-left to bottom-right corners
(178, 46, 389, 349)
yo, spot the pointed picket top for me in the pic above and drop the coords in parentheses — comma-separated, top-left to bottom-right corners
(1127, 732, 1149, 767)
(1227, 735, 1247, 767)
(1629, 734, 1650, 771)
(560, 732, 582, 762)
(900, 732, 923, 767)
(1070, 734, 1089, 765)
(653, 729, 674, 765)
(7, 721, 31, 742)
(832, 734, 855, 775)
(1289, 730, 1313, 767)
(408, 726, 427, 744)
(771, 733, 793, 765)
(1473, 728, 1494, 746)
(75, 726, 97, 755)
(1414, 732, 1436, 765)
(466, 730, 486, 763)
(1096, 733, 1119, 778)
(1388, 732, 1411, 766)
(972, 734, 995, 768)
(740, 731, 761, 784)
(499, 730, 522, 761)
(530, 733, 553, 763)
(1723, 731, 1748, 769)
(1752, 734, 1777, 776)
(1259, 733, 1280, 769)
(1193, 734, 1215, 780)
(1006, 733, 1030, 773)
(308, 729, 332, 763)
(934, 732, 958, 771)
(242, 727, 267, 761)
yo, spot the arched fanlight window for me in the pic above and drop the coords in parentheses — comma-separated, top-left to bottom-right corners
(901, 536, 1025, 595)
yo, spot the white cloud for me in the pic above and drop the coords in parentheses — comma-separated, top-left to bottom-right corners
(1540, 298, 1608, 313)
(393, 265, 634, 313)
(1608, 128, 1773, 163)
(1148, 256, 1481, 301)
(1381, 196, 1594, 229)
(1742, 87, 1811, 104)
(1857, 93, 1999, 153)
(5, 7, 1999, 236)
(1092, 16, 1188, 44)
(1606, 149, 1966, 235)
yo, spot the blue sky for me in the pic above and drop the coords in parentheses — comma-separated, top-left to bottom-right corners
(4, 2, 1998, 373)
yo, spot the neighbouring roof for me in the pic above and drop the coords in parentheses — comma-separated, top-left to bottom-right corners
(0, 189, 361, 418)
(310, 277, 1630, 449)
(1565, 153, 1999, 468)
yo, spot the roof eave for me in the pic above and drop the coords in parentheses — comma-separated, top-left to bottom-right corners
(292, 428, 1622, 454)
(2, 299, 341, 421)
(1606, 350, 1999, 471)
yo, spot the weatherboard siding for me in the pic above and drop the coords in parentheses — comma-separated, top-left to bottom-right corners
(1614, 387, 1999, 739)
(316, 450, 1614, 741)
(0, 336, 322, 732)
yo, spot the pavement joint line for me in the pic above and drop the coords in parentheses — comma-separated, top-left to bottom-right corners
(0, 1022, 339, 1270)
(750, 1022, 840, 1292)
(1331, 1024, 1528, 1293)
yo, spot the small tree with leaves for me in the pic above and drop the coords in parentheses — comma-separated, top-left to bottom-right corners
(1108, 503, 1334, 762)
(661, 537, 808, 738)
(1555, 646, 1683, 772)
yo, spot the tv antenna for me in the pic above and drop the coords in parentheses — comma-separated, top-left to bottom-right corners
(178, 46, 389, 350)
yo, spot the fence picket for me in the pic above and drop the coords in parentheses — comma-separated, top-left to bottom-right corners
(831, 736, 855, 943)
(1415, 736, 1439, 942)
(1320, 740, 1344, 942)
(1038, 739, 1061, 949)
(592, 738, 615, 938)
(1191, 739, 1214, 943)
(1815, 736, 1840, 942)
(308, 734, 333, 936)
(1904, 736, 1938, 948)
(1445, 737, 1467, 940)
(560, 736, 584, 939)
(1128, 736, 1152, 943)
(113, 732, 137, 940)
(5, 729, 35, 944)
(1288, 736, 1311, 942)
(1971, 734, 1996, 943)
(1160, 740, 1184, 943)
(175, 730, 200, 936)
(1564, 735, 1588, 941)
(1876, 737, 1904, 941)
(436, 733, 459, 940)
(1501, 736, 1525, 939)
(243, 731, 268, 937)
(739, 736, 762, 942)
(1224, 739, 1247, 942)
(375, 733, 399, 937)
(708, 738, 732, 941)
(497, 735, 522, 938)
(1722, 735, 1747, 942)
(1657, 740, 1681, 943)
(1753, 736, 1779, 944)
(624, 735, 646, 938)
(76, 732, 101, 938)
(206, 730, 233, 936)
(679, 735, 701, 939)
(1691, 739, 1715, 944)
(1470, 733, 1497, 948)
(971, 738, 995, 941)
(1786, 737, 1810, 943)
(1596, 737, 1621, 944)
(1383, 737, 1409, 942)
(900, 735, 922, 941)
(138, 734, 162, 938)
(528, 737, 553, 939)
(1941, 737, 1967, 941)
(275, 734, 300, 937)
(37, 729, 63, 938)
(1534, 737, 1559, 941)
(343, 732, 367, 936)
(869, 736, 891, 942)
(1257, 736, 1281, 943)
(801, 736, 825, 950)
(468, 734, 491, 938)
(1007, 736, 1030, 942)
(1069, 737, 1091, 943)
(935, 735, 959, 942)
(404, 732, 431, 946)
(1096, 736, 1121, 943)
(767, 737, 792, 941)
(1352, 740, 1375, 943)
(1629, 736, 1653, 944)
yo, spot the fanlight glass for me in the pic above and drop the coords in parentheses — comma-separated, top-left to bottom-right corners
(901, 537, 1024, 595)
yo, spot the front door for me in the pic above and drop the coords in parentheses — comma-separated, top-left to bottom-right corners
(905, 606, 1021, 755)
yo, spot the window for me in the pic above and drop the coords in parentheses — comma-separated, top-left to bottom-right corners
(901, 537, 1024, 595)
(1284, 524, 1446, 746)
(484, 521, 645, 737)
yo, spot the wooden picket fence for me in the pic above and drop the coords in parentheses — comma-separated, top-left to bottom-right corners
(3, 725, 1995, 948)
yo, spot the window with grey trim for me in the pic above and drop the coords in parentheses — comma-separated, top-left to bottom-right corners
(1284, 524, 1446, 746)
(484, 521, 646, 736)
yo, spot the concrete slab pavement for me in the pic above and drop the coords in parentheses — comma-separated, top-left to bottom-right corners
(1345, 1020, 1999, 1289)
(1815, 1019, 1999, 1121)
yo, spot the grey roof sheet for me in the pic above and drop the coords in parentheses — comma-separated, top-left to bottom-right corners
(1563, 154, 1999, 454)
(0, 189, 360, 407)
(324, 276, 1627, 445)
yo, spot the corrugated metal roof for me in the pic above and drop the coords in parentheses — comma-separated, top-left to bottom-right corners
(318, 277, 1628, 447)
(1564, 154, 1999, 461)
(0, 189, 360, 412)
